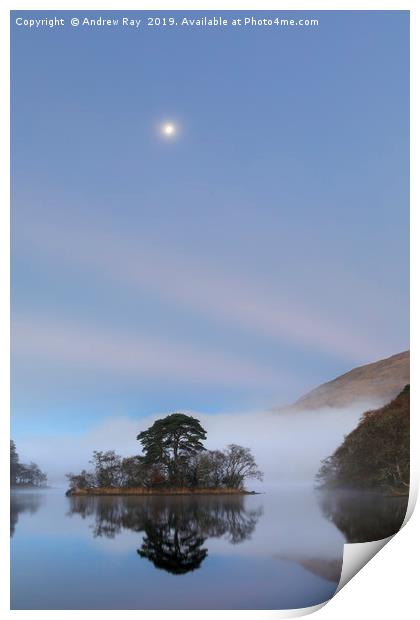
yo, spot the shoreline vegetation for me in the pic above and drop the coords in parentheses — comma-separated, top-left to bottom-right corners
(316, 385, 410, 495)
(11, 383, 410, 499)
(10, 440, 48, 488)
(66, 413, 263, 496)
(66, 486, 258, 496)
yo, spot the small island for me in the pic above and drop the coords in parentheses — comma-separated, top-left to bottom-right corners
(66, 413, 263, 496)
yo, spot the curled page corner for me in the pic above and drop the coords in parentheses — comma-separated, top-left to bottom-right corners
(285, 537, 394, 619)
(267, 601, 327, 618)
(335, 536, 393, 595)
(403, 485, 418, 525)
(333, 483, 415, 597)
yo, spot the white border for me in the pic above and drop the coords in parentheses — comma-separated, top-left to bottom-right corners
(1, 2, 417, 619)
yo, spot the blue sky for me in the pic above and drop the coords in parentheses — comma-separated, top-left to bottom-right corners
(11, 11, 409, 443)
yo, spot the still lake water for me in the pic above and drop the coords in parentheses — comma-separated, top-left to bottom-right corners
(10, 486, 408, 610)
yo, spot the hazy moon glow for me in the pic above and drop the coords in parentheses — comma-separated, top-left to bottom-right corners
(161, 122, 176, 137)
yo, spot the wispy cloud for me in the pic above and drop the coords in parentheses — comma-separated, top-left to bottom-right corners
(14, 211, 384, 362)
(12, 314, 283, 388)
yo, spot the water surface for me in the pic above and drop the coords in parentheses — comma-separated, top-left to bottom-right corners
(10, 486, 407, 610)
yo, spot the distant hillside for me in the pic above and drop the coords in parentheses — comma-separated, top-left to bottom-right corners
(290, 351, 409, 411)
(316, 385, 410, 492)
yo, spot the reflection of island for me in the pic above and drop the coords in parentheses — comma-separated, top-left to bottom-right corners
(138, 508, 208, 574)
(68, 495, 262, 574)
(10, 492, 43, 537)
(318, 490, 408, 543)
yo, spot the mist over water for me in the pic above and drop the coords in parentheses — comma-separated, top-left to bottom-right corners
(199, 402, 381, 486)
(17, 400, 382, 487)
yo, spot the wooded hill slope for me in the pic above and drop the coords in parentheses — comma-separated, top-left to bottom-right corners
(317, 385, 409, 491)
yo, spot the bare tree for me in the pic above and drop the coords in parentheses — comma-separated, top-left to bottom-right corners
(222, 444, 263, 489)
(90, 450, 124, 487)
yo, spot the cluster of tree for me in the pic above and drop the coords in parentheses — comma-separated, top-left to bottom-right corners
(316, 385, 409, 492)
(67, 413, 263, 491)
(10, 440, 48, 488)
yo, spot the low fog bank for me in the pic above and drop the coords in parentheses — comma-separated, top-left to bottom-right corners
(200, 401, 382, 487)
(18, 400, 383, 487)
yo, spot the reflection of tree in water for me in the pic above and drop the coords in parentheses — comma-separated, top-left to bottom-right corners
(318, 490, 409, 543)
(138, 510, 208, 574)
(10, 492, 43, 537)
(67, 496, 128, 539)
(68, 495, 262, 574)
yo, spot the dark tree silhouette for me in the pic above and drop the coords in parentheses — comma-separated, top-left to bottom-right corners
(137, 414, 207, 485)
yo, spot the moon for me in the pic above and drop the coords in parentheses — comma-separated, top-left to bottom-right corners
(161, 122, 177, 138)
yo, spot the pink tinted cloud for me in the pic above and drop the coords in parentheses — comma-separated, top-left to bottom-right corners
(15, 214, 385, 363)
(12, 314, 284, 389)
